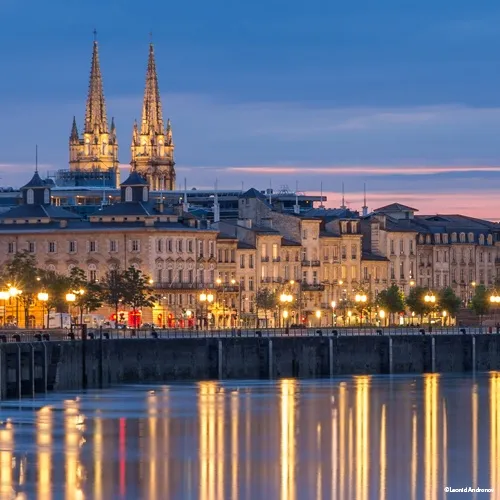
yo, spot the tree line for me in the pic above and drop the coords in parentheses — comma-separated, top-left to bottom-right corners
(255, 283, 494, 325)
(0, 251, 155, 327)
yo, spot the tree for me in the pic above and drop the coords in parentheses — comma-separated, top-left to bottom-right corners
(39, 269, 71, 315)
(121, 267, 155, 328)
(469, 285, 490, 325)
(405, 286, 434, 323)
(67, 267, 103, 324)
(255, 288, 278, 327)
(1, 251, 40, 327)
(100, 269, 126, 329)
(438, 287, 461, 325)
(377, 285, 405, 325)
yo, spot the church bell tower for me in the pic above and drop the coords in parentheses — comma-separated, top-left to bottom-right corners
(69, 35, 119, 186)
(130, 43, 175, 191)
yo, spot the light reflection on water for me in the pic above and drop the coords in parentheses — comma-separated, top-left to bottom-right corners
(0, 373, 498, 499)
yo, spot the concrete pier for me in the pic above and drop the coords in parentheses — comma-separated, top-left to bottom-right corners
(1, 334, 500, 399)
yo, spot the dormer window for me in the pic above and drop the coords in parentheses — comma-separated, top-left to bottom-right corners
(27, 189, 34, 205)
(44, 189, 49, 204)
(143, 187, 148, 202)
(125, 186, 132, 202)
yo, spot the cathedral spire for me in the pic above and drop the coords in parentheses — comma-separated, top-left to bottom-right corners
(85, 40, 108, 134)
(141, 43, 164, 135)
(70, 116, 79, 142)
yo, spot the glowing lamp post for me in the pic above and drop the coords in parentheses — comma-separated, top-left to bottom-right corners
(66, 293, 76, 334)
(37, 292, 49, 329)
(355, 293, 367, 324)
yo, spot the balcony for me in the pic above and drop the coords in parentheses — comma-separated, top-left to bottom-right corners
(261, 256, 270, 262)
(301, 260, 321, 267)
(302, 283, 325, 292)
(153, 282, 213, 290)
(273, 256, 281, 262)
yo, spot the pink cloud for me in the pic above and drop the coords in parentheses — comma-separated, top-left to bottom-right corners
(314, 190, 500, 220)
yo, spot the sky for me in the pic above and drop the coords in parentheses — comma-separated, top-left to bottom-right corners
(1, 0, 500, 218)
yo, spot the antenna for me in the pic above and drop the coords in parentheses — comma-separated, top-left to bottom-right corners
(319, 182, 325, 208)
(93, 29, 97, 42)
(294, 180, 300, 214)
(268, 179, 272, 205)
(183, 178, 188, 212)
(149, 31, 153, 44)
(213, 179, 220, 223)
(35, 145, 38, 173)
(362, 182, 368, 216)
(341, 182, 346, 209)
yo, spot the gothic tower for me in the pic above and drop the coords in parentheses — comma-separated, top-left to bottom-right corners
(130, 43, 175, 191)
(69, 39, 119, 186)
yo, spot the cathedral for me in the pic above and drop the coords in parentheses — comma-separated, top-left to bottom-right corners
(68, 38, 175, 191)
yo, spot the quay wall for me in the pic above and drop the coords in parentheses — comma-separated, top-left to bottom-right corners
(2, 334, 500, 398)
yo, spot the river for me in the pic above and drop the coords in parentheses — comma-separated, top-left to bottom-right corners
(0, 373, 497, 499)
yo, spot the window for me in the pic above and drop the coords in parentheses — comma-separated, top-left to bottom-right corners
(312, 271, 318, 284)
(142, 187, 148, 202)
(198, 241, 204, 257)
(177, 239, 183, 253)
(44, 189, 50, 204)
(178, 269, 183, 283)
(302, 230, 308, 239)
(409, 240, 414, 254)
(249, 255, 254, 268)
(272, 243, 278, 260)
(436, 274, 441, 287)
(209, 241, 215, 258)
(249, 277, 254, 291)
(460, 269, 465, 282)
(69, 241, 77, 253)
(7, 242, 15, 254)
(460, 232, 465, 243)
(240, 255, 245, 268)
(351, 266, 357, 280)
(132, 240, 140, 252)
(167, 269, 173, 282)
(188, 240, 193, 253)
(351, 244, 357, 260)
(198, 268, 204, 284)
(399, 240, 404, 254)
(157, 239, 163, 252)
(284, 265, 289, 280)
(363, 267, 369, 280)
(125, 186, 132, 202)
(488, 252, 492, 264)
(341, 246, 347, 260)
(88, 264, 97, 282)
(230, 249, 235, 262)
(390, 263, 395, 280)
(28, 242, 35, 253)
(436, 251, 440, 263)
(89, 241, 97, 253)
(480, 251, 483, 263)
(27, 189, 34, 205)
(167, 239, 173, 252)
(48, 241, 56, 253)
(156, 269, 163, 282)
(261, 243, 267, 258)
(109, 240, 117, 253)
(399, 262, 404, 279)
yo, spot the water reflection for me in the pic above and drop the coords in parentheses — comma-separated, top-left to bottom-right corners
(0, 373, 498, 498)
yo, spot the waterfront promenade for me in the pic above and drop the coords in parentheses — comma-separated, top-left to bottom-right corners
(0, 327, 499, 400)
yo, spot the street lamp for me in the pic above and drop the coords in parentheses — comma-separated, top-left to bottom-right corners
(331, 300, 336, 326)
(379, 309, 386, 327)
(199, 292, 214, 329)
(315, 309, 321, 326)
(490, 294, 500, 303)
(37, 292, 49, 329)
(66, 293, 76, 334)
(424, 293, 436, 303)
(8, 287, 21, 327)
(355, 293, 367, 325)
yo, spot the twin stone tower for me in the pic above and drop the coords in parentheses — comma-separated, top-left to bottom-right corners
(68, 40, 175, 191)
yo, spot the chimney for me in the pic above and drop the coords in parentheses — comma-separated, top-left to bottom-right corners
(262, 217, 273, 229)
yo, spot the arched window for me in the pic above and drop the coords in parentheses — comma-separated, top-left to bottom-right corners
(44, 189, 50, 204)
(479, 234, 485, 245)
(451, 232, 457, 242)
(125, 186, 132, 202)
(27, 189, 34, 205)
(88, 264, 97, 282)
(487, 235, 493, 245)
(47, 264, 56, 272)
(459, 232, 465, 243)
(67, 264, 75, 274)
(142, 187, 148, 202)
(468, 232, 474, 243)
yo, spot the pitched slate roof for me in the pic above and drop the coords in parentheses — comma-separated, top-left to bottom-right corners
(375, 203, 419, 213)
(22, 172, 47, 189)
(121, 171, 148, 186)
(0, 204, 81, 221)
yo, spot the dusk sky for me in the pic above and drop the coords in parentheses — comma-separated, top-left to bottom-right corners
(1, 1, 500, 217)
